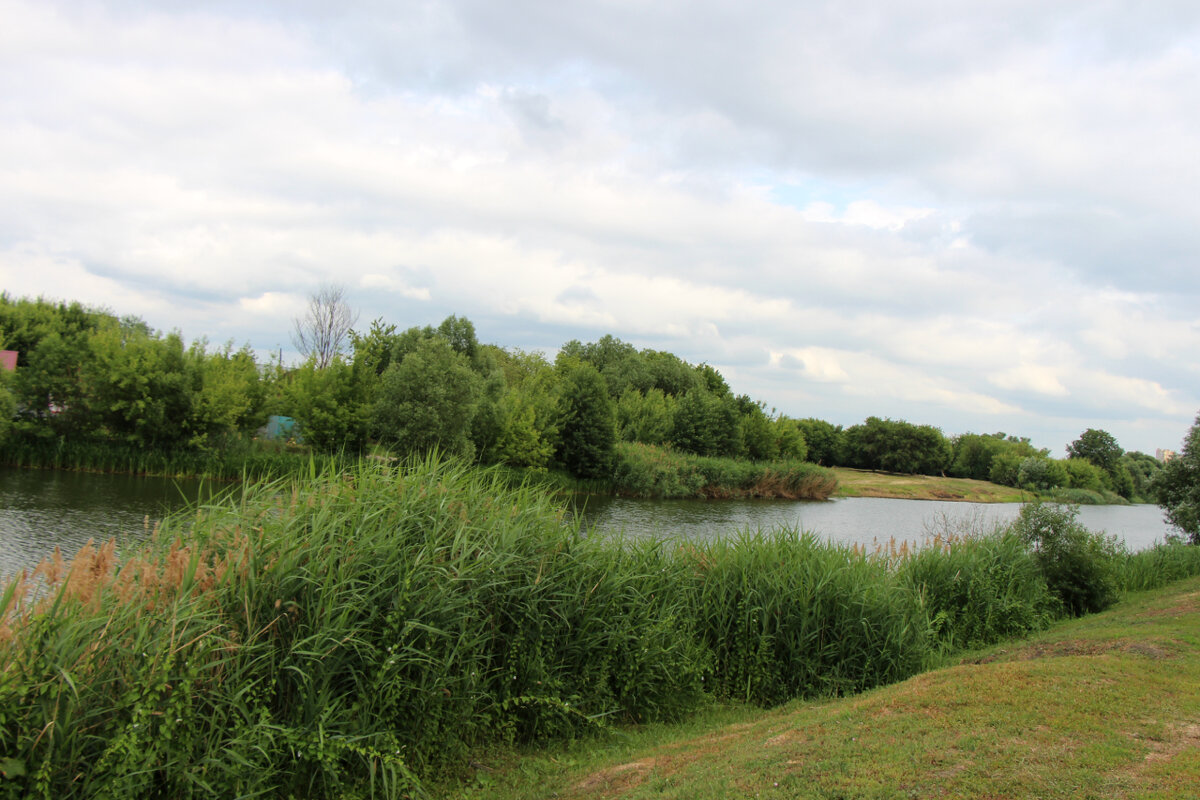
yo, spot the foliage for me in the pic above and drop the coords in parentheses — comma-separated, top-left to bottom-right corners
(1152, 411, 1200, 544)
(609, 442, 836, 500)
(286, 357, 369, 451)
(843, 417, 951, 475)
(949, 432, 1043, 481)
(1066, 428, 1123, 478)
(1010, 503, 1124, 616)
(291, 282, 359, 369)
(370, 337, 480, 458)
(1062, 457, 1106, 491)
(1016, 457, 1067, 491)
(554, 359, 617, 479)
(0, 368, 14, 447)
(795, 418, 845, 466)
(616, 388, 675, 446)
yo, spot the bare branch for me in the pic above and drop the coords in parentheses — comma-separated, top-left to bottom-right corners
(291, 283, 359, 368)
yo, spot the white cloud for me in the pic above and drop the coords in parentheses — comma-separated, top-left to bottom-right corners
(0, 0, 1197, 455)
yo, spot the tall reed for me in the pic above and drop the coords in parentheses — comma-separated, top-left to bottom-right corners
(683, 530, 930, 705)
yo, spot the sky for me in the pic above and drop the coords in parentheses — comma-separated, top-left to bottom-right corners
(2, 0, 1198, 457)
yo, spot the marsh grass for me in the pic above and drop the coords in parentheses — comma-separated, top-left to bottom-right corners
(1, 434, 336, 479)
(610, 443, 836, 500)
(3, 465, 1199, 799)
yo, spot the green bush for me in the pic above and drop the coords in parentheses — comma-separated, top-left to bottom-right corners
(1009, 503, 1124, 616)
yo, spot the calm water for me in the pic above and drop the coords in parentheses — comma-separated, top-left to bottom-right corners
(0, 467, 1181, 579)
(0, 467, 216, 579)
(574, 495, 1178, 552)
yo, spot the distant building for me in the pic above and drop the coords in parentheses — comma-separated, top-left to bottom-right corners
(0, 350, 16, 372)
(1157, 448, 1177, 463)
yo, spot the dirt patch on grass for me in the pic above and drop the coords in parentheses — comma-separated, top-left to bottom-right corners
(971, 638, 1175, 663)
(571, 758, 657, 794)
(1137, 591, 1200, 618)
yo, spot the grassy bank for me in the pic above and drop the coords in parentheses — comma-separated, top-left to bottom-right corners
(832, 467, 1033, 502)
(447, 573, 1200, 800)
(2, 459, 1197, 798)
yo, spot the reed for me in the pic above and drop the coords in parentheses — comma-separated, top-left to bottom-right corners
(3, 462, 1195, 798)
(610, 442, 837, 500)
(683, 530, 930, 705)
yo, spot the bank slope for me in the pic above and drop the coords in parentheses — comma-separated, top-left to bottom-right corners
(448, 574, 1200, 800)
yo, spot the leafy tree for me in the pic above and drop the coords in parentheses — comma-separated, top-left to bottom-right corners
(292, 283, 359, 369)
(554, 359, 617, 478)
(349, 318, 400, 378)
(83, 324, 192, 448)
(843, 417, 950, 475)
(739, 398, 779, 461)
(795, 418, 844, 466)
(184, 340, 265, 449)
(616, 388, 675, 445)
(488, 348, 559, 469)
(0, 368, 15, 447)
(989, 452, 1022, 487)
(371, 337, 480, 458)
(1066, 428, 1123, 477)
(773, 417, 808, 461)
(287, 357, 369, 451)
(1062, 458, 1106, 492)
(1121, 451, 1163, 502)
(1017, 457, 1067, 491)
(1153, 412, 1200, 544)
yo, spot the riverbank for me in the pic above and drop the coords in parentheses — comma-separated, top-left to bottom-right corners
(432, 573, 1200, 800)
(832, 467, 1033, 502)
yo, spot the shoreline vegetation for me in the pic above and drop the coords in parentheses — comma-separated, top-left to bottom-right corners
(0, 293, 1175, 506)
(443, 573, 1200, 800)
(2, 458, 1199, 798)
(0, 438, 1133, 506)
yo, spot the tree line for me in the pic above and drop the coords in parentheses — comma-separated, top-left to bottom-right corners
(0, 292, 1191, 514)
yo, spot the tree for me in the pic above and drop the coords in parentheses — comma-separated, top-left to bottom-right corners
(555, 359, 617, 479)
(1066, 428, 1123, 477)
(287, 357, 369, 451)
(292, 283, 359, 369)
(371, 337, 480, 458)
(1153, 412, 1200, 544)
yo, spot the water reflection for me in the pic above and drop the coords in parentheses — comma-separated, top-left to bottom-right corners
(0, 467, 218, 579)
(574, 495, 1177, 552)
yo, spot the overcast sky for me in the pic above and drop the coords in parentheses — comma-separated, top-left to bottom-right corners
(2, 0, 1198, 456)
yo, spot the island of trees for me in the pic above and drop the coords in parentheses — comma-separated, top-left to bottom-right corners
(0, 291, 1189, 510)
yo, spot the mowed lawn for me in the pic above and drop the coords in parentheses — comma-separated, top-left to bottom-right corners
(439, 575, 1200, 800)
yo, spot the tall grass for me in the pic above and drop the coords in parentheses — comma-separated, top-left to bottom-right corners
(0, 458, 707, 798)
(3, 467, 1199, 798)
(686, 530, 929, 705)
(1, 433, 339, 480)
(610, 442, 837, 500)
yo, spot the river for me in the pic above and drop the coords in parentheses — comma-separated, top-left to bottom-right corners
(0, 466, 1182, 579)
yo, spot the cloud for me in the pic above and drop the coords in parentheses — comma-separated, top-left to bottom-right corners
(0, 0, 1197, 456)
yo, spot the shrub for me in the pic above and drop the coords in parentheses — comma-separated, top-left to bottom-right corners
(1009, 503, 1124, 616)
